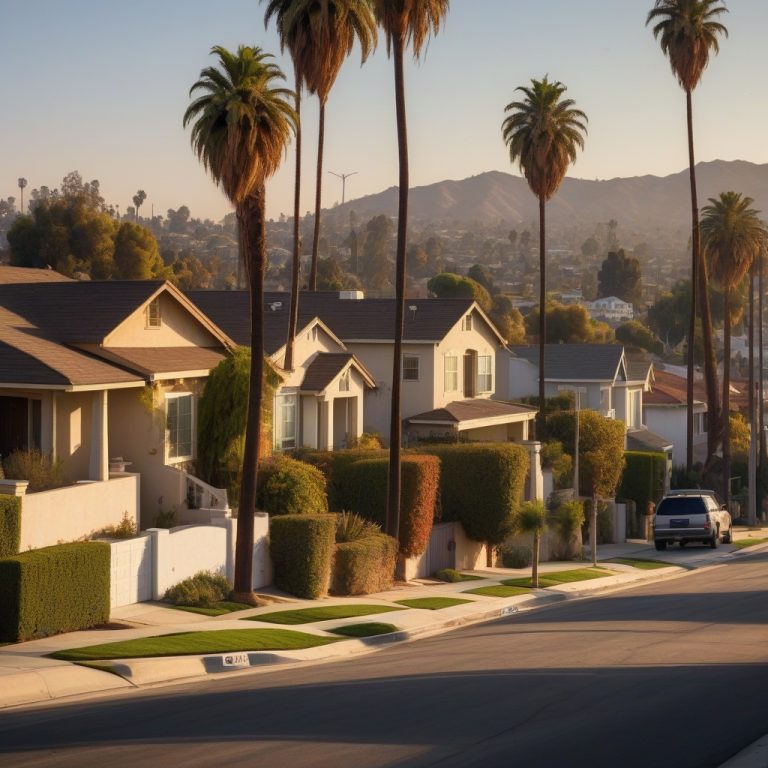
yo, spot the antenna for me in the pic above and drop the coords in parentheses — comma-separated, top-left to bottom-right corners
(328, 171, 358, 205)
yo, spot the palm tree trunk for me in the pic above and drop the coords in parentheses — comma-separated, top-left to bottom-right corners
(722, 287, 731, 510)
(284, 86, 302, 372)
(591, 494, 598, 568)
(386, 33, 409, 542)
(748, 264, 757, 525)
(308, 100, 326, 291)
(685, 89, 697, 475)
(233, 185, 267, 598)
(698, 239, 721, 469)
(538, 194, 546, 438)
(759, 252, 765, 519)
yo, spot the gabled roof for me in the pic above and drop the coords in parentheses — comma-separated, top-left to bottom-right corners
(626, 428, 673, 453)
(645, 368, 706, 406)
(625, 355, 654, 389)
(299, 352, 376, 393)
(0, 266, 73, 284)
(406, 399, 536, 430)
(509, 344, 628, 383)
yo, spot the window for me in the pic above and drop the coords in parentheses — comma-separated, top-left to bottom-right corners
(403, 355, 419, 381)
(477, 355, 492, 393)
(444, 355, 458, 392)
(339, 370, 350, 392)
(166, 394, 193, 460)
(275, 393, 297, 450)
(147, 298, 161, 328)
(462, 314, 473, 331)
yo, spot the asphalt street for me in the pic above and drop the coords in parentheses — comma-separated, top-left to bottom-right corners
(1, 553, 767, 768)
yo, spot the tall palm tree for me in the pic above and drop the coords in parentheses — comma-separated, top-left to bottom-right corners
(502, 77, 587, 429)
(701, 192, 766, 509)
(374, 0, 449, 542)
(647, 0, 728, 474)
(184, 45, 296, 598)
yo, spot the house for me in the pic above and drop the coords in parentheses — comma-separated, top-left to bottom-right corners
(584, 296, 634, 324)
(189, 290, 538, 447)
(0, 269, 235, 530)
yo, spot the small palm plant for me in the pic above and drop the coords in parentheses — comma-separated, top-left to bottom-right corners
(516, 500, 548, 588)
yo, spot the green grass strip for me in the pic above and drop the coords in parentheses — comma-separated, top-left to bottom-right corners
(170, 601, 254, 617)
(434, 569, 483, 583)
(604, 557, 670, 570)
(50, 629, 339, 661)
(249, 604, 401, 625)
(501, 567, 612, 589)
(464, 585, 530, 598)
(329, 623, 399, 638)
(394, 597, 473, 610)
(731, 537, 768, 550)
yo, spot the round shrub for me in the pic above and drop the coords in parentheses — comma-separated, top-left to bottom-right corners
(164, 571, 231, 607)
(498, 544, 532, 569)
(257, 456, 328, 516)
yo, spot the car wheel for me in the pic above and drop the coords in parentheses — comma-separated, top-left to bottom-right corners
(710, 528, 719, 548)
(679, 541, 686, 548)
(724, 526, 733, 544)
(655, 540, 667, 551)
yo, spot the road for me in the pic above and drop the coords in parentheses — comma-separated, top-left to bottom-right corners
(1, 553, 767, 768)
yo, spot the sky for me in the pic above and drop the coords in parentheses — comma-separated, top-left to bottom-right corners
(2, 0, 767, 223)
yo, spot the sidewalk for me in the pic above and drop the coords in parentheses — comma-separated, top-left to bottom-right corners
(2, 533, 767, 711)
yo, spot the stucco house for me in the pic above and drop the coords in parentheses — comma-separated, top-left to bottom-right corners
(583, 296, 634, 324)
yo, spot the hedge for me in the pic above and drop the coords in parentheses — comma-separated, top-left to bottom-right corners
(269, 514, 336, 599)
(619, 451, 666, 513)
(0, 496, 21, 558)
(257, 456, 328, 516)
(336, 455, 439, 557)
(0, 542, 110, 643)
(418, 444, 529, 546)
(331, 533, 398, 595)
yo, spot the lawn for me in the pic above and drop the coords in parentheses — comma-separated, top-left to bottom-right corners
(248, 604, 401, 625)
(170, 601, 255, 617)
(731, 537, 768, 550)
(501, 568, 613, 589)
(434, 569, 483, 583)
(394, 597, 473, 610)
(329, 623, 399, 638)
(603, 557, 670, 570)
(50, 629, 339, 661)
(463, 585, 530, 598)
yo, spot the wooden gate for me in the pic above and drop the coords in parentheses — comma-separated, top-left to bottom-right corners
(424, 522, 456, 576)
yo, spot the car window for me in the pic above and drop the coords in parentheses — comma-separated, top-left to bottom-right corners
(656, 497, 706, 516)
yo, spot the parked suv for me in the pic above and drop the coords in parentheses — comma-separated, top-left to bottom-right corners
(653, 491, 733, 550)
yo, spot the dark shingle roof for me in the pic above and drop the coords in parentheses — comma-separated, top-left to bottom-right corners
(406, 399, 536, 425)
(0, 266, 73, 284)
(300, 353, 354, 392)
(509, 344, 625, 382)
(626, 428, 673, 452)
(103, 347, 227, 375)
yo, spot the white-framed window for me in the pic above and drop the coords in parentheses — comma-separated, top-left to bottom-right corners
(477, 355, 493, 393)
(275, 393, 297, 450)
(462, 314, 473, 331)
(403, 355, 419, 381)
(166, 393, 193, 460)
(444, 355, 458, 392)
(339, 370, 350, 392)
(147, 298, 161, 329)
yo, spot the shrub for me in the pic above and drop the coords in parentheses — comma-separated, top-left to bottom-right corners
(619, 451, 666, 519)
(335, 511, 381, 543)
(550, 500, 585, 560)
(270, 514, 336, 599)
(3, 449, 65, 492)
(331, 533, 398, 595)
(498, 544, 532, 569)
(541, 441, 573, 490)
(0, 496, 21, 558)
(582, 500, 614, 545)
(257, 456, 328, 516)
(154, 507, 177, 529)
(98, 512, 137, 540)
(164, 571, 231, 606)
(0, 542, 110, 643)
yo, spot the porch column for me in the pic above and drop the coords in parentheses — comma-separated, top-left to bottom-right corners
(321, 400, 333, 451)
(89, 390, 109, 481)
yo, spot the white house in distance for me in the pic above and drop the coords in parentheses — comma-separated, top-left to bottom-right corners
(584, 296, 634, 324)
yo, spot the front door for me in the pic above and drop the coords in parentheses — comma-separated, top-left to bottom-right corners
(0, 396, 32, 459)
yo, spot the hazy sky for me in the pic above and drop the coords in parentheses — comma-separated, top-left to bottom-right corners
(2, 0, 766, 222)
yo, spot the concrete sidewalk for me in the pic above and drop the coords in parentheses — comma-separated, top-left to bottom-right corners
(2, 533, 767, 711)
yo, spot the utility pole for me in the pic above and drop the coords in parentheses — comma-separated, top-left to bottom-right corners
(17, 178, 27, 215)
(328, 171, 357, 206)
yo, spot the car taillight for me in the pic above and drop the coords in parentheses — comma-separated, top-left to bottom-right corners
(703, 518, 711, 530)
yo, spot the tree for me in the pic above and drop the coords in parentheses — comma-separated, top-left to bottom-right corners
(132, 190, 147, 221)
(701, 191, 766, 508)
(373, 0, 449, 542)
(427, 272, 492, 310)
(184, 44, 295, 599)
(490, 295, 526, 344)
(647, 0, 728, 473)
(515, 500, 547, 588)
(316, 256, 360, 291)
(647, 280, 691, 351)
(597, 249, 642, 306)
(360, 213, 393, 289)
(113, 222, 166, 280)
(525, 302, 594, 344)
(468, 263, 494, 293)
(502, 77, 587, 434)
(615, 320, 663, 355)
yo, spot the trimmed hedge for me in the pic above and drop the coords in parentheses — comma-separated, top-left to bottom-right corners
(0, 542, 110, 643)
(269, 514, 336, 599)
(331, 533, 398, 595)
(336, 455, 439, 556)
(418, 444, 529, 546)
(257, 456, 328, 516)
(619, 451, 666, 515)
(0, 496, 21, 558)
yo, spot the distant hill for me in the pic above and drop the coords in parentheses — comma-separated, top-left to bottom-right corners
(325, 160, 768, 235)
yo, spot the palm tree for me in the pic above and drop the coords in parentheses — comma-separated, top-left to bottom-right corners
(374, 0, 449, 542)
(516, 500, 547, 588)
(132, 190, 147, 222)
(502, 77, 587, 429)
(702, 192, 766, 509)
(184, 45, 296, 598)
(647, 0, 728, 474)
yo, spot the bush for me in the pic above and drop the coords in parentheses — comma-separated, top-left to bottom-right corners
(98, 512, 137, 540)
(270, 514, 336, 599)
(257, 456, 328, 516)
(0, 496, 21, 558)
(3, 449, 65, 492)
(619, 451, 666, 517)
(435, 568, 464, 583)
(335, 511, 381, 543)
(550, 501, 585, 560)
(541, 441, 573, 490)
(582, 500, 614, 545)
(331, 533, 398, 595)
(164, 571, 231, 606)
(498, 544, 532, 569)
(0, 542, 110, 643)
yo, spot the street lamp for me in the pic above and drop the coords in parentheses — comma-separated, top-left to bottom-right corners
(328, 171, 357, 206)
(559, 385, 587, 499)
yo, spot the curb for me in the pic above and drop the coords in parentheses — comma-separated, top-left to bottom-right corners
(719, 735, 768, 768)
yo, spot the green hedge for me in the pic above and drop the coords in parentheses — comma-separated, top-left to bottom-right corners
(0, 496, 21, 558)
(257, 456, 328, 516)
(0, 542, 110, 643)
(336, 455, 438, 557)
(619, 451, 666, 537)
(418, 444, 529, 546)
(269, 514, 336, 599)
(331, 533, 398, 595)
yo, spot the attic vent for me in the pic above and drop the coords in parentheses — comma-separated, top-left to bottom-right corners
(269, 301, 283, 312)
(408, 305, 418, 320)
(147, 298, 161, 328)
